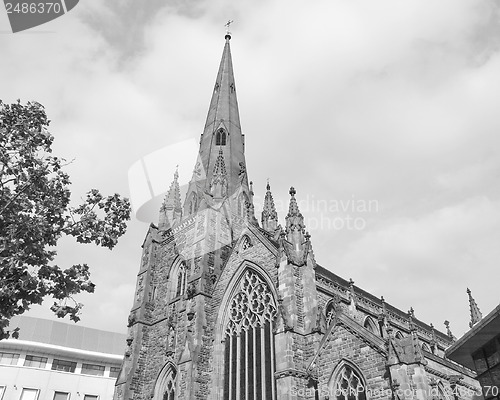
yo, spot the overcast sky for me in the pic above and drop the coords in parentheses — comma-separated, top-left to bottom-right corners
(1, 0, 499, 338)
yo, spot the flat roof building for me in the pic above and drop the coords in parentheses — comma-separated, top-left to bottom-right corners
(0, 315, 126, 400)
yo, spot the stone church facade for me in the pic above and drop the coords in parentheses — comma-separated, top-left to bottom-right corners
(114, 34, 481, 400)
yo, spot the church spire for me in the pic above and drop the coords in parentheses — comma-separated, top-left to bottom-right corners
(183, 33, 251, 216)
(467, 288, 482, 328)
(159, 168, 182, 230)
(262, 182, 278, 231)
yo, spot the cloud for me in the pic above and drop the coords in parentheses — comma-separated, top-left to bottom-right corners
(1, 0, 499, 337)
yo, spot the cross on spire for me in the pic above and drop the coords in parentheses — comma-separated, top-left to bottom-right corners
(225, 20, 234, 39)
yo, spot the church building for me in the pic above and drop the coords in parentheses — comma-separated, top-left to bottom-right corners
(114, 32, 481, 400)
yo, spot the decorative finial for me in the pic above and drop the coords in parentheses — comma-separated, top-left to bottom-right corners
(266, 178, 270, 191)
(444, 320, 456, 340)
(225, 20, 234, 39)
(289, 187, 296, 196)
(467, 288, 482, 328)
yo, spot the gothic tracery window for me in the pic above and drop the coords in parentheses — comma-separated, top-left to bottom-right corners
(333, 364, 367, 400)
(154, 365, 176, 400)
(223, 270, 277, 400)
(216, 128, 227, 146)
(326, 301, 337, 327)
(162, 370, 176, 400)
(241, 235, 252, 251)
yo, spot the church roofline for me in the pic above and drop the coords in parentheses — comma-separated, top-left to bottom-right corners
(315, 264, 453, 344)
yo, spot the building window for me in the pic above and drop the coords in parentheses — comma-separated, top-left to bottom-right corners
(188, 192, 197, 215)
(363, 317, 377, 334)
(51, 358, 77, 373)
(20, 388, 39, 400)
(0, 351, 19, 365)
(162, 370, 176, 400)
(153, 364, 177, 400)
(332, 364, 367, 400)
(395, 331, 404, 339)
(223, 269, 277, 400)
(421, 343, 431, 353)
(24, 355, 48, 368)
(53, 392, 69, 400)
(82, 363, 105, 376)
(83, 396, 98, 400)
(110, 366, 121, 378)
(216, 128, 227, 146)
(176, 262, 187, 298)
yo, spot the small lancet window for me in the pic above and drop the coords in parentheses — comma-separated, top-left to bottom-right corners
(363, 317, 377, 334)
(216, 128, 227, 146)
(189, 192, 197, 215)
(176, 262, 187, 298)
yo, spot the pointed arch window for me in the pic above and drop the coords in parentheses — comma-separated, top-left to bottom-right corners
(332, 363, 367, 400)
(363, 317, 377, 335)
(395, 331, 405, 340)
(176, 262, 187, 298)
(326, 300, 338, 327)
(223, 270, 277, 400)
(153, 364, 177, 400)
(421, 342, 431, 353)
(216, 128, 227, 146)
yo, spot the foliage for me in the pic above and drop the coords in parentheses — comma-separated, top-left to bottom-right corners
(0, 100, 131, 339)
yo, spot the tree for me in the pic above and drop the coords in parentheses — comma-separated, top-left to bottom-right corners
(0, 100, 131, 339)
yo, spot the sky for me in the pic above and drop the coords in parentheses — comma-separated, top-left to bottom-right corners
(1, 0, 499, 339)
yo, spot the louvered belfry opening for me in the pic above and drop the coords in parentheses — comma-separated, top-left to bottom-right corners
(223, 270, 277, 400)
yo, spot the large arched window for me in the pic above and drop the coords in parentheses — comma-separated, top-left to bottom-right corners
(153, 363, 177, 400)
(331, 362, 367, 400)
(216, 128, 227, 146)
(223, 269, 277, 400)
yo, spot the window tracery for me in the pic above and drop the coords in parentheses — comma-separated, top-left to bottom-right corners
(241, 236, 252, 251)
(223, 270, 277, 400)
(216, 128, 227, 146)
(333, 364, 367, 400)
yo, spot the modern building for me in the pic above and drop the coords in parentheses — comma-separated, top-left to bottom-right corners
(114, 33, 482, 400)
(446, 291, 500, 400)
(0, 315, 126, 400)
